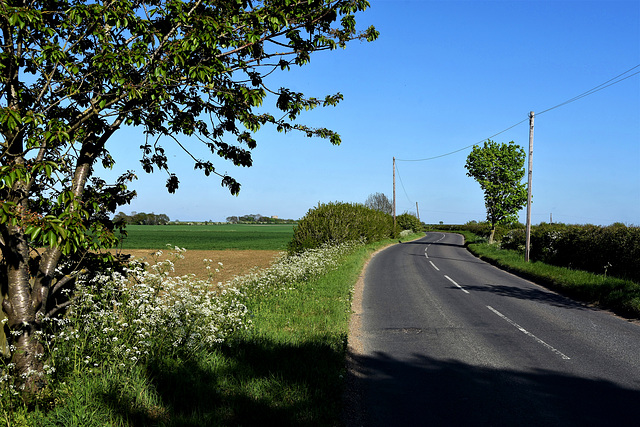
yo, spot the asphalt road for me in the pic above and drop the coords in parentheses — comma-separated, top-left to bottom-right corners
(347, 232, 640, 426)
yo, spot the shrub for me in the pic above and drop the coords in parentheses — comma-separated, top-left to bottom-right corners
(396, 213, 422, 233)
(288, 202, 393, 253)
(501, 227, 526, 251)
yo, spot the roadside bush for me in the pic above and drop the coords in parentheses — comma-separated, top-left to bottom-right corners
(396, 213, 422, 233)
(288, 202, 393, 253)
(500, 227, 526, 251)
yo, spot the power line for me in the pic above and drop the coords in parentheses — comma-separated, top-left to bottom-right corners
(394, 162, 413, 204)
(396, 63, 640, 163)
(396, 118, 528, 162)
(537, 63, 640, 116)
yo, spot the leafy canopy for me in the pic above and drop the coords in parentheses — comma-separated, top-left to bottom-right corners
(0, 0, 377, 395)
(464, 140, 527, 241)
(1, 0, 378, 254)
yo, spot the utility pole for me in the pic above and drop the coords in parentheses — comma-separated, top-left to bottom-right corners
(416, 202, 420, 223)
(393, 157, 396, 229)
(525, 111, 534, 262)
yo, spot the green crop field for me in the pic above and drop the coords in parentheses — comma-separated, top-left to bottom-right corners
(116, 224, 296, 250)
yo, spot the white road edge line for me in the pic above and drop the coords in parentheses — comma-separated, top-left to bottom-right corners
(445, 275, 469, 294)
(429, 260, 440, 271)
(487, 306, 571, 360)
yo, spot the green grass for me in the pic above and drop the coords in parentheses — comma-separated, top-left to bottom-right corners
(10, 233, 424, 426)
(455, 232, 640, 319)
(116, 224, 295, 250)
(147, 236, 423, 425)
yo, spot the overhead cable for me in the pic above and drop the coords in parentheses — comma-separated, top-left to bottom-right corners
(394, 162, 413, 204)
(396, 63, 640, 163)
(537, 63, 640, 116)
(396, 118, 528, 162)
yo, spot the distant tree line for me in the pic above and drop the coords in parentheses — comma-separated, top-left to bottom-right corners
(113, 211, 170, 225)
(226, 214, 296, 224)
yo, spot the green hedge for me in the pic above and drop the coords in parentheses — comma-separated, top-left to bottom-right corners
(288, 202, 394, 253)
(501, 223, 640, 283)
(396, 213, 423, 233)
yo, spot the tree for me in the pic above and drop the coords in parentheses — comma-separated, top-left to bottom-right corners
(464, 140, 527, 243)
(364, 192, 392, 215)
(0, 0, 378, 394)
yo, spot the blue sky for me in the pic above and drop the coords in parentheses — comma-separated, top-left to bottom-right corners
(107, 0, 640, 225)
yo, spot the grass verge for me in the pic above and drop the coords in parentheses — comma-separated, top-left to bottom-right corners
(152, 234, 422, 425)
(448, 230, 640, 319)
(5, 234, 423, 426)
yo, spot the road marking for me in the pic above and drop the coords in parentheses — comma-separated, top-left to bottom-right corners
(445, 275, 469, 294)
(424, 233, 446, 259)
(429, 260, 440, 271)
(487, 306, 570, 360)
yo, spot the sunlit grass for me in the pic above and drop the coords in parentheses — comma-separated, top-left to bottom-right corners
(2, 233, 423, 426)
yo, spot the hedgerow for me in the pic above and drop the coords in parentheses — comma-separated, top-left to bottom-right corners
(288, 202, 394, 253)
(501, 223, 640, 283)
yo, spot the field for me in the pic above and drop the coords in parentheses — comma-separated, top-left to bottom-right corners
(112, 224, 295, 282)
(114, 249, 282, 283)
(116, 224, 295, 250)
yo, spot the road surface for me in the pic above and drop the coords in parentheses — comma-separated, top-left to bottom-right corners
(346, 232, 640, 426)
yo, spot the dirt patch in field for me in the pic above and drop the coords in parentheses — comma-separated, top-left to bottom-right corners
(110, 249, 282, 284)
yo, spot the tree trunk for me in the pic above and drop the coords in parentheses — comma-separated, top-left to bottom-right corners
(489, 227, 496, 244)
(2, 225, 45, 397)
(1, 133, 104, 396)
(0, 294, 8, 359)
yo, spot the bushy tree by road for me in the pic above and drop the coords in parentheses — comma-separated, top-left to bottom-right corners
(0, 0, 377, 395)
(288, 202, 393, 252)
(396, 212, 422, 233)
(465, 140, 527, 243)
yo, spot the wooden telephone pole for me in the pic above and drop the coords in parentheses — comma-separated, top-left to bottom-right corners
(393, 157, 396, 229)
(525, 111, 534, 262)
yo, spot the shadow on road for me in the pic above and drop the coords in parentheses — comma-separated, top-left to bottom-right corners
(462, 283, 588, 310)
(344, 350, 639, 427)
(411, 252, 487, 265)
(402, 240, 465, 249)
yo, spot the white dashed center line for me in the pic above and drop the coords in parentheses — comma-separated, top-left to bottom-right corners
(445, 275, 469, 294)
(487, 306, 570, 360)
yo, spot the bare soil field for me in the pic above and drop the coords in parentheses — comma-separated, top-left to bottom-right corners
(113, 249, 282, 284)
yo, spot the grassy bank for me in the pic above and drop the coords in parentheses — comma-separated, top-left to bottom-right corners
(450, 230, 640, 319)
(5, 234, 423, 426)
(167, 235, 422, 425)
